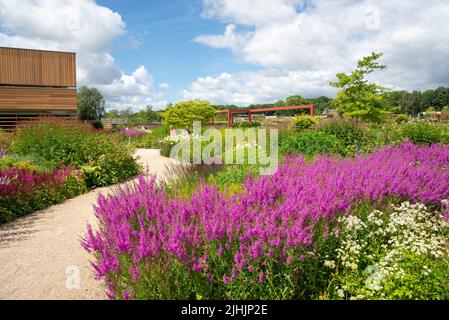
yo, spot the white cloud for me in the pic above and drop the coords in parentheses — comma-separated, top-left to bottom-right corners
(183, 70, 335, 105)
(201, 0, 303, 26)
(159, 83, 170, 89)
(0, 0, 166, 110)
(96, 66, 160, 109)
(186, 0, 449, 105)
(195, 24, 252, 55)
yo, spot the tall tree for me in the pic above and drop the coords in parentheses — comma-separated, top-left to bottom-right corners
(104, 109, 120, 118)
(77, 86, 105, 120)
(330, 52, 389, 122)
(143, 105, 162, 122)
(77, 86, 105, 121)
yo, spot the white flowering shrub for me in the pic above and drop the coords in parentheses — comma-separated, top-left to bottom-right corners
(323, 202, 449, 300)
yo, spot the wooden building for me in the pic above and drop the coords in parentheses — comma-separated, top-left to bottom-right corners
(0, 47, 77, 128)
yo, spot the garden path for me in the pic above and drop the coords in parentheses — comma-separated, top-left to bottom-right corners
(0, 149, 177, 300)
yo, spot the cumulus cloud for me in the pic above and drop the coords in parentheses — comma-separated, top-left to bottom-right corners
(186, 0, 449, 105)
(0, 0, 165, 110)
(183, 70, 335, 105)
(195, 24, 252, 55)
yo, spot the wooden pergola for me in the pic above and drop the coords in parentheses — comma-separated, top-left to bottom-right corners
(215, 104, 315, 127)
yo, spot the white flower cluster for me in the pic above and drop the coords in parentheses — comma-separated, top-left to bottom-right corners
(335, 215, 367, 270)
(332, 202, 449, 299)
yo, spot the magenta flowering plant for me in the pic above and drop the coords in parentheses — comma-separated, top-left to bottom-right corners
(116, 129, 147, 137)
(0, 165, 79, 197)
(1, 166, 86, 223)
(83, 143, 449, 300)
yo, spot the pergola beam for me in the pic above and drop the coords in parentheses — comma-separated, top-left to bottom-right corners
(217, 104, 314, 127)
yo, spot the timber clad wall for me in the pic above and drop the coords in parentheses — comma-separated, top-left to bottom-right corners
(0, 47, 76, 87)
(0, 87, 77, 111)
(0, 47, 77, 127)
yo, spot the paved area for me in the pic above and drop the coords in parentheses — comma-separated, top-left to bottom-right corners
(0, 149, 176, 300)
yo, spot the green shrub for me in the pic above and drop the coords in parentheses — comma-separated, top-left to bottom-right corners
(10, 118, 141, 188)
(395, 114, 409, 124)
(396, 123, 443, 145)
(318, 118, 374, 156)
(291, 115, 317, 131)
(279, 131, 340, 156)
(164, 99, 217, 128)
(92, 120, 104, 129)
(233, 121, 261, 128)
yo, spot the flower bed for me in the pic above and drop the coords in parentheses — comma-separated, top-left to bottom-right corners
(83, 143, 449, 300)
(11, 118, 141, 188)
(0, 166, 87, 224)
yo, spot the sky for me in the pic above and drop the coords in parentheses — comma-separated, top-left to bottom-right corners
(1, 0, 449, 110)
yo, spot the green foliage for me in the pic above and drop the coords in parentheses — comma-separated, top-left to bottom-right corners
(233, 121, 261, 128)
(395, 114, 409, 124)
(127, 125, 169, 149)
(208, 164, 259, 194)
(0, 174, 87, 224)
(291, 115, 317, 131)
(10, 119, 141, 187)
(107, 106, 163, 125)
(318, 119, 374, 156)
(0, 154, 52, 173)
(163, 100, 217, 128)
(426, 106, 437, 114)
(330, 52, 390, 122)
(77, 86, 106, 121)
(162, 162, 226, 198)
(134, 105, 162, 123)
(92, 120, 104, 129)
(395, 123, 444, 145)
(280, 131, 340, 157)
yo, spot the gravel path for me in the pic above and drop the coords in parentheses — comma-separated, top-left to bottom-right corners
(0, 149, 177, 300)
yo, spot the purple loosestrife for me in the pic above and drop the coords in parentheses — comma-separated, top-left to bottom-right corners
(82, 143, 449, 299)
(0, 166, 79, 196)
(116, 129, 147, 137)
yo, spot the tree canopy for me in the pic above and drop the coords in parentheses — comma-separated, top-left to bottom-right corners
(77, 86, 105, 121)
(163, 99, 217, 128)
(330, 52, 390, 122)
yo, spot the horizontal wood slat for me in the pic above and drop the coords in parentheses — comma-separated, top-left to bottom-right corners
(0, 47, 76, 87)
(0, 87, 77, 111)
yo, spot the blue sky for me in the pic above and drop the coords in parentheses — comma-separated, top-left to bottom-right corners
(98, 1, 219, 101)
(1, 1, 448, 110)
(96, 0, 260, 105)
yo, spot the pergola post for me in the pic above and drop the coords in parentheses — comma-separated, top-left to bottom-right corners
(219, 104, 315, 127)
